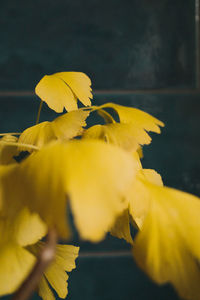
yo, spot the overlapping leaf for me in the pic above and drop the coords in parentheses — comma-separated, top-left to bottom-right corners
(1, 140, 139, 241)
(128, 169, 163, 228)
(28, 242, 79, 300)
(18, 109, 90, 151)
(83, 103, 164, 152)
(110, 209, 133, 244)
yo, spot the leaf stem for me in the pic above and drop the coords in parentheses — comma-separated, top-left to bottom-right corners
(11, 228, 57, 300)
(0, 133, 21, 136)
(0, 141, 39, 151)
(36, 100, 43, 125)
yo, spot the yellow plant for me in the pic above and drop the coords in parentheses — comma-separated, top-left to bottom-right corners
(0, 71, 199, 300)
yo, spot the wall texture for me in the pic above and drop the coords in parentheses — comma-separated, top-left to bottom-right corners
(0, 1, 199, 299)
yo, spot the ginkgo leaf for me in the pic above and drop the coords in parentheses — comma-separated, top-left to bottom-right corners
(56, 72, 92, 107)
(38, 277, 55, 300)
(83, 122, 152, 152)
(18, 110, 90, 151)
(128, 169, 163, 228)
(0, 207, 47, 248)
(14, 208, 47, 247)
(28, 242, 79, 300)
(0, 239, 78, 300)
(110, 209, 133, 244)
(85, 103, 164, 151)
(132, 182, 200, 300)
(35, 72, 93, 113)
(1, 140, 139, 241)
(109, 168, 161, 243)
(63, 140, 139, 241)
(137, 146, 143, 159)
(0, 244, 35, 295)
(99, 103, 164, 133)
(0, 135, 18, 165)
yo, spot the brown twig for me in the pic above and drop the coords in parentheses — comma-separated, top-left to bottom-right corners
(11, 228, 57, 300)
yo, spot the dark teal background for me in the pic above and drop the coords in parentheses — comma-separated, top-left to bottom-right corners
(0, 0, 199, 299)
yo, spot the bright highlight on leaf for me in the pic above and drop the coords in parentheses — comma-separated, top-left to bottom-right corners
(35, 72, 93, 113)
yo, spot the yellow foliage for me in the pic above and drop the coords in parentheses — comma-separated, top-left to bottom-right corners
(2, 69, 199, 300)
(83, 103, 164, 153)
(0, 135, 18, 165)
(1, 140, 139, 241)
(28, 242, 79, 300)
(127, 170, 200, 300)
(35, 72, 93, 113)
(18, 109, 90, 151)
(110, 209, 133, 245)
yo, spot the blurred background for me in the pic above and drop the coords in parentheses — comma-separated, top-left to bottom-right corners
(0, 0, 199, 299)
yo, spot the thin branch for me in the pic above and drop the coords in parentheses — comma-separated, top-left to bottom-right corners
(0, 132, 21, 136)
(11, 228, 57, 300)
(0, 141, 39, 151)
(36, 100, 43, 125)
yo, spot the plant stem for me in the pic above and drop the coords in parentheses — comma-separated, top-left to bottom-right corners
(11, 228, 57, 300)
(36, 100, 43, 125)
(0, 133, 21, 136)
(0, 141, 39, 151)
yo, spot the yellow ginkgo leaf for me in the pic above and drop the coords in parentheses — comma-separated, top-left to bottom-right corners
(137, 146, 143, 159)
(128, 169, 163, 228)
(86, 103, 164, 152)
(133, 183, 200, 300)
(28, 242, 79, 300)
(38, 277, 55, 300)
(99, 103, 164, 133)
(0, 135, 18, 165)
(35, 72, 93, 113)
(18, 109, 90, 151)
(14, 208, 47, 247)
(63, 140, 139, 241)
(83, 122, 152, 152)
(1, 140, 139, 241)
(0, 238, 78, 300)
(0, 244, 35, 296)
(110, 209, 133, 244)
(0, 207, 47, 248)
